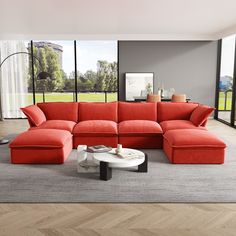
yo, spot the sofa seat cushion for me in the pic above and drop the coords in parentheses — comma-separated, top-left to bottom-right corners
(9, 129, 72, 149)
(119, 120, 163, 136)
(30, 120, 76, 132)
(160, 120, 206, 133)
(164, 129, 226, 148)
(73, 120, 118, 137)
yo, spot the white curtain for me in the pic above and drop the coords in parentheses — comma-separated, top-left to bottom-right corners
(0, 41, 28, 118)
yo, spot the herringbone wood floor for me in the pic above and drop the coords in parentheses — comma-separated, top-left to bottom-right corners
(1, 119, 236, 236)
(1, 204, 236, 235)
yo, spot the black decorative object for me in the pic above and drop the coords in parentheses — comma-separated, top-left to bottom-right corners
(138, 153, 148, 172)
(100, 161, 112, 181)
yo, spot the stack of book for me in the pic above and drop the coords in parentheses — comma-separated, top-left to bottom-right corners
(117, 152, 143, 160)
(108, 149, 142, 160)
(87, 145, 112, 153)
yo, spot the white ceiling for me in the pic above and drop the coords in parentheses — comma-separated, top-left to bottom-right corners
(0, 0, 236, 40)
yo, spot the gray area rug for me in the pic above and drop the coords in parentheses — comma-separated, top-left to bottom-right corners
(1, 134, 236, 202)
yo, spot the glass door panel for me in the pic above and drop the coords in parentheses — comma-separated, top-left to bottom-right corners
(218, 35, 236, 123)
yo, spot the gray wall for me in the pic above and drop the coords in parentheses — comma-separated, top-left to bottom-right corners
(119, 41, 218, 106)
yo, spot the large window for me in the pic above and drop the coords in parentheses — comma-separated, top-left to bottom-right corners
(216, 35, 236, 126)
(0, 40, 118, 118)
(76, 41, 118, 102)
(32, 40, 75, 103)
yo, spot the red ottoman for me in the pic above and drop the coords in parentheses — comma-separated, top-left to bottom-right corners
(9, 129, 73, 164)
(163, 129, 226, 164)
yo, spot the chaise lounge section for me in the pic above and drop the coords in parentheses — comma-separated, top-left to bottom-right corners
(163, 129, 226, 164)
(10, 129, 72, 164)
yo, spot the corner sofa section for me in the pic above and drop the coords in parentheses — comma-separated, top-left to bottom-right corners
(9, 101, 226, 164)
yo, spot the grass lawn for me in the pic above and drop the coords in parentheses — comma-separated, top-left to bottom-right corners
(26, 91, 232, 111)
(27, 92, 117, 104)
(218, 91, 232, 110)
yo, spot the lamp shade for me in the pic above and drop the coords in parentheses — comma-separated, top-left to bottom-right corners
(37, 71, 51, 80)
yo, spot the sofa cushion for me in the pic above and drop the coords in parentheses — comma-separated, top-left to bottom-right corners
(37, 102, 79, 122)
(73, 120, 118, 137)
(118, 102, 157, 122)
(30, 120, 76, 132)
(9, 129, 72, 148)
(160, 120, 206, 133)
(21, 105, 46, 126)
(164, 129, 226, 148)
(190, 105, 215, 126)
(157, 102, 198, 122)
(119, 120, 162, 136)
(79, 102, 118, 122)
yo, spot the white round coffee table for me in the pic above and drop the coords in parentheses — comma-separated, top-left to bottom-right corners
(77, 145, 148, 180)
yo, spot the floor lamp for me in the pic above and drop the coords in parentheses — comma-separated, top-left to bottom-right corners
(0, 51, 51, 145)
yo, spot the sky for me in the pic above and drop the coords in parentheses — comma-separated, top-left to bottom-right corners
(51, 40, 117, 75)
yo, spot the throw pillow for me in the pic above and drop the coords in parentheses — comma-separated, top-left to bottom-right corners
(190, 105, 215, 126)
(21, 105, 46, 126)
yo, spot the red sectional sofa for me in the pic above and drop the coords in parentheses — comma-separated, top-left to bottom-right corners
(9, 101, 226, 164)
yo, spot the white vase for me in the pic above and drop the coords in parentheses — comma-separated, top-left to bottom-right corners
(116, 144, 123, 155)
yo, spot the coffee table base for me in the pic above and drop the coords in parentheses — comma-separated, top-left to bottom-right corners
(100, 161, 112, 181)
(138, 153, 148, 172)
(99, 153, 148, 181)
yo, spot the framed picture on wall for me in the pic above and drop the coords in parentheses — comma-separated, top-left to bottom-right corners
(125, 72, 154, 101)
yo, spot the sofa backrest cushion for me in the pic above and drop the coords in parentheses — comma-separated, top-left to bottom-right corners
(21, 105, 46, 127)
(157, 102, 198, 122)
(190, 105, 215, 126)
(79, 102, 118, 122)
(118, 102, 157, 122)
(37, 102, 79, 122)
